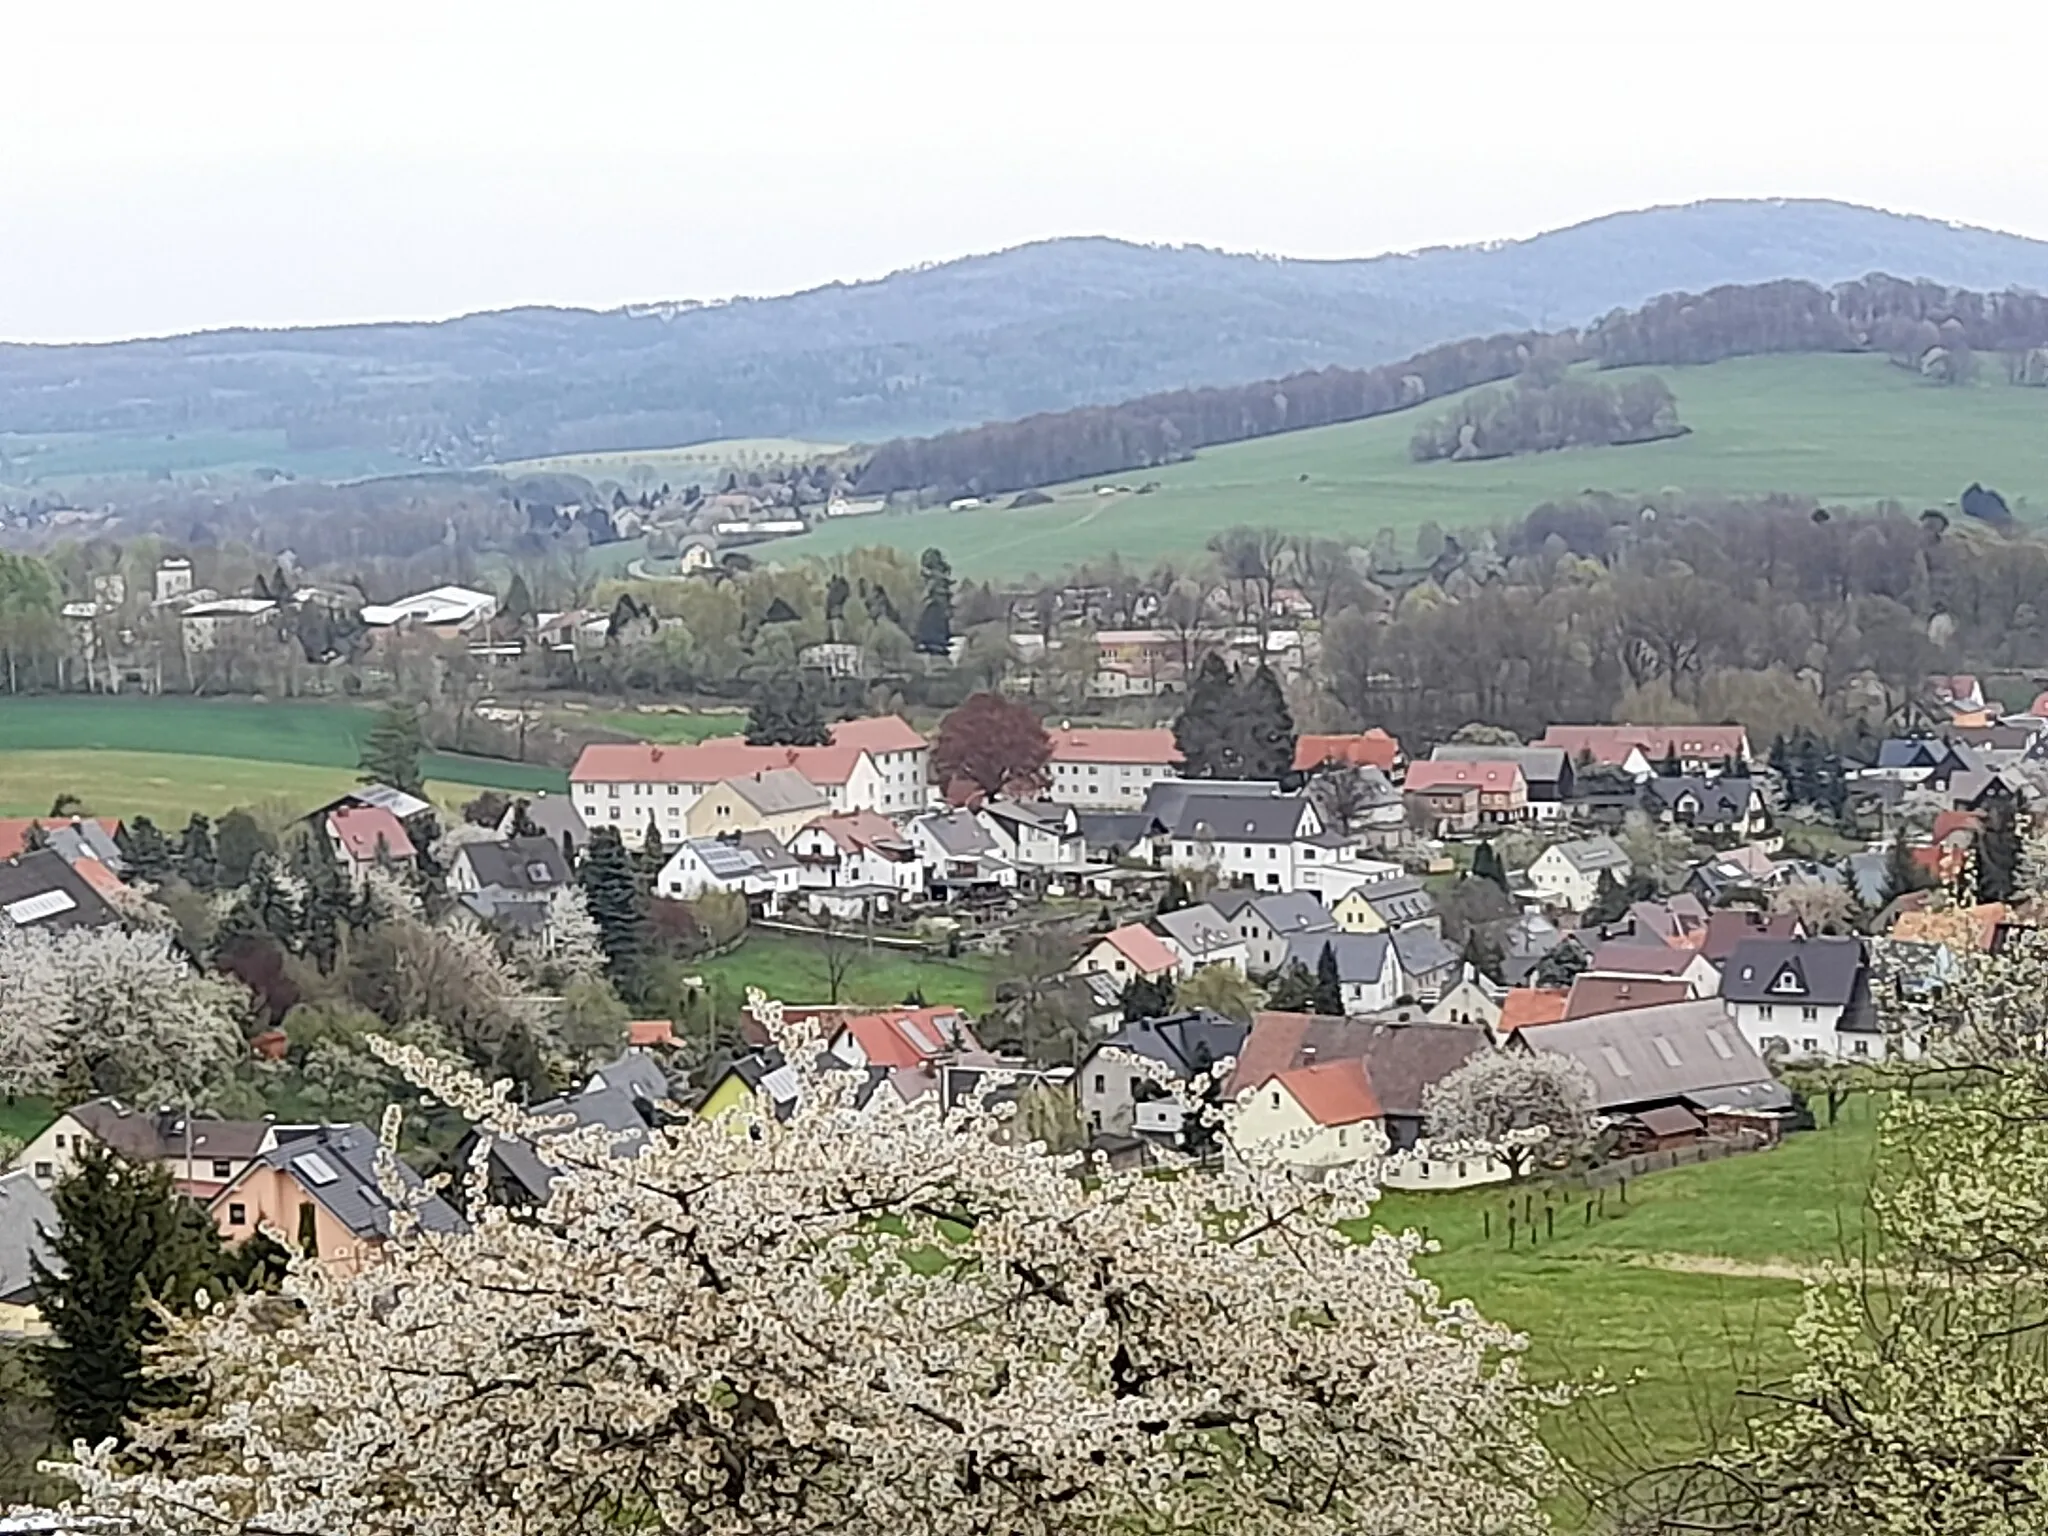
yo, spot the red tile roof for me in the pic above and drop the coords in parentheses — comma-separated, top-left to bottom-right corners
(1932, 809, 1982, 845)
(1403, 760, 1525, 794)
(1565, 975, 1691, 1019)
(628, 1019, 676, 1046)
(1094, 923, 1179, 978)
(328, 804, 417, 863)
(1699, 909, 1802, 962)
(1539, 724, 1750, 766)
(1497, 989, 1571, 1033)
(801, 810, 909, 856)
(1273, 1057, 1382, 1127)
(572, 716, 925, 787)
(1294, 730, 1400, 774)
(71, 856, 126, 897)
(1047, 726, 1181, 766)
(837, 1007, 980, 1069)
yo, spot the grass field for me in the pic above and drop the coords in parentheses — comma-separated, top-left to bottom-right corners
(0, 1097, 55, 1146)
(496, 437, 850, 482)
(770, 353, 2048, 576)
(570, 706, 747, 743)
(693, 929, 1000, 1012)
(0, 697, 565, 823)
(0, 427, 412, 489)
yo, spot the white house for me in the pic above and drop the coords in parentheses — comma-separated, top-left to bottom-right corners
(1719, 936, 1881, 1060)
(654, 833, 801, 914)
(907, 811, 1019, 893)
(360, 583, 498, 631)
(1524, 835, 1632, 911)
(1075, 923, 1180, 985)
(1206, 889, 1339, 974)
(1044, 726, 1182, 810)
(1162, 790, 1400, 901)
(1582, 940, 1721, 998)
(1226, 1058, 1385, 1171)
(570, 716, 930, 835)
(1152, 902, 1248, 977)
(1279, 933, 1405, 1014)
(179, 596, 278, 652)
(976, 799, 1086, 867)
(786, 812, 926, 894)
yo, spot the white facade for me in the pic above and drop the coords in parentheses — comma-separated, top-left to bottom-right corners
(1046, 756, 1180, 809)
(1525, 842, 1631, 911)
(977, 806, 1086, 867)
(654, 842, 799, 913)
(572, 746, 928, 838)
(786, 825, 926, 894)
(1724, 998, 1883, 1061)
(1164, 816, 1401, 900)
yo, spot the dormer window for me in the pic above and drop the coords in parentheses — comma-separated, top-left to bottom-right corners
(1771, 967, 1804, 995)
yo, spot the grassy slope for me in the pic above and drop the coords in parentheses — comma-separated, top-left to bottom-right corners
(692, 930, 999, 1012)
(0, 1097, 54, 1145)
(0, 697, 565, 823)
(0, 427, 411, 488)
(773, 354, 2048, 577)
(496, 437, 850, 480)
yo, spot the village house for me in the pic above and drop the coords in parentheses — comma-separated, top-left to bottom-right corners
(1524, 835, 1632, 911)
(569, 716, 931, 835)
(1282, 933, 1405, 1013)
(908, 810, 1019, 896)
(1512, 1000, 1794, 1146)
(448, 835, 573, 931)
(209, 1124, 466, 1275)
(1075, 923, 1181, 985)
(1332, 876, 1440, 935)
(1226, 1057, 1384, 1170)
(1161, 790, 1399, 901)
(1539, 724, 1753, 777)
(1293, 730, 1402, 775)
(1226, 1011, 1489, 1154)
(655, 832, 801, 913)
(1581, 940, 1721, 998)
(683, 768, 832, 842)
(1152, 902, 1249, 976)
(1642, 775, 1768, 838)
(0, 848, 118, 933)
(1564, 974, 1695, 1019)
(1086, 629, 1219, 696)
(497, 792, 588, 860)
(1206, 889, 1339, 974)
(1720, 936, 1880, 1060)
(1043, 726, 1182, 810)
(1076, 1011, 1249, 1145)
(1402, 760, 1528, 826)
(0, 1170, 56, 1335)
(1427, 974, 1505, 1031)
(324, 803, 417, 883)
(13, 1099, 274, 1198)
(469, 1055, 669, 1206)
(787, 812, 925, 896)
(1404, 775, 1480, 836)
(976, 799, 1087, 867)
(1430, 744, 1575, 820)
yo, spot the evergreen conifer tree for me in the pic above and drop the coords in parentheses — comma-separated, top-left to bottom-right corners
(578, 826, 655, 999)
(1117, 974, 1176, 1023)
(1879, 835, 1930, 909)
(1238, 664, 1296, 781)
(1471, 841, 1510, 893)
(176, 813, 218, 891)
(214, 808, 274, 888)
(1977, 795, 2022, 903)
(1155, 875, 1192, 915)
(1265, 960, 1317, 1012)
(1172, 653, 1237, 779)
(114, 815, 173, 884)
(637, 815, 669, 892)
(746, 673, 830, 746)
(1311, 941, 1345, 1016)
(357, 703, 428, 796)
(31, 1146, 233, 1446)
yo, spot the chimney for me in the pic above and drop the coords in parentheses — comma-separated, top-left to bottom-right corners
(1300, 1045, 1316, 1066)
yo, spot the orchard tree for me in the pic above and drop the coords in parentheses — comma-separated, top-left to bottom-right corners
(1421, 1048, 1598, 1181)
(932, 691, 1050, 802)
(64, 998, 1554, 1536)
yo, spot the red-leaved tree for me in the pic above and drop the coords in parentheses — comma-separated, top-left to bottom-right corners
(933, 691, 1052, 803)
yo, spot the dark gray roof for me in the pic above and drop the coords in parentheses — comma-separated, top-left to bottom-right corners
(488, 1063, 664, 1203)
(1283, 932, 1391, 985)
(1208, 888, 1338, 935)
(254, 1126, 466, 1238)
(43, 819, 127, 873)
(1074, 810, 1155, 856)
(1518, 1001, 1780, 1114)
(981, 798, 1076, 834)
(1153, 902, 1238, 957)
(1351, 877, 1437, 925)
(1644, 776, 1758, 821)
(732, 829, 798, 871)
(1140, 779, 1282, 831)
(1083, 1010, 1248, 1080)
(499, 792, 589, 853)
(1720, 937, 1867, 1007)
(1172, 792, 1315, 843)
(0, 850, 115, 933)
(1875, 738, 1972, 771)
(1389, 927, 1460, 980)
(459, 835, 572, 895)
(1431, 744, 1568, 784)
(70, 1101, 274, 1163)
(589, 1052, 671, 1104)
(0, 1169, 57, 1304)
(918, 809, 1001, 858)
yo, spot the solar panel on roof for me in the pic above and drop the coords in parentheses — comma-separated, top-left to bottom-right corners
(695, 842, 757, 878)
(4, 890, 76, 926)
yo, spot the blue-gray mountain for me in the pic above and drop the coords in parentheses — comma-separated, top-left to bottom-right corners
(11, 198, 2048, 464)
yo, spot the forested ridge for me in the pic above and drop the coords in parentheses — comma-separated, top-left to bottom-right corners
(852, 273, 2048, 497)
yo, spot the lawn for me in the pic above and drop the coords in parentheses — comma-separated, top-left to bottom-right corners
(770, 353, 2048, 576)
(0, 697, 565, 823)
(0, 1097, 54, 1146)
(570, 705, 747, 743)
(1366, 1093, 1885, 1518)
(693, 929, 999, 1012)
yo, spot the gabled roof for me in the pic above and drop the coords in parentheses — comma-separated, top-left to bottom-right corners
(1720, 937, 1867, 1006)
(0, 1169, 58, 1304)
(1093, 923, 1180, 977)
(1344, 876, 1437, 925)
(1294, 730, 1401, 774)
(1140, 779, 1283, 831)
(69, 1100, 273, 1163)
(980, 798, 1077, 835)
(1085, 1010, 1249, 1080)
(1565, 975, 1692, 1018)
(499, 792, 588, 852)
(1644, 776, 1758, 820)
(1283, 931, 1390, 985)
(328, 804, 417, 863)
(239, 1125, 465, 1239)
(0, 849, 116, 932)
(1544, 835, 1631, 875)
(837, 1007, 980, 1069)
(458, 836, 572, 894)
(1229, 1013, 1485, 1115)
(572, 718, 922, 789)
(1587, 941, 1702, 978)
(1403, 760, 1525, 795)
(1047, 725, 1181, 766)
(1172, 792, 1315, 843)
(725, 767, 831, 817)
(800, 810, 912, 856)
(916, 809, 1002, 858)
(1699, 909, 1802, 963)
(1389, 927, 1460, 980)
(1208, 888, 1338, 935)
(0, 816, 125, 870)
(1497, 988, 1571, 1032)
(1540, 724, 1751, 764)
(1519, 1001, 1781, 1114)
(487, 1075, 659, 1203)
(1272, 1057, 1383, 1127)
(1153, 902, 1239, 958)
(1431, 743, 1569, 784)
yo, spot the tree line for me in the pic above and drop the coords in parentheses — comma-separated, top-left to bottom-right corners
(1408, 372, 1683, 463)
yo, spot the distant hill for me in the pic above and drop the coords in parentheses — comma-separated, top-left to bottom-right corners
(10, 199, 2048, 471)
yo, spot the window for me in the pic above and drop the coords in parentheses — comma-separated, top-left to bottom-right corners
(211, 1159, 231, 1180)
(1757, 1004, 1774, 1022)
(34, 1161, 52, 1181)
(1801, 1038, 1817, 1053)
(1093, 1074, 1105, 1094)
(1853, 1039, 1870, 1057)
(1801, 1006, 1819, 1022)
(1338, 1127, 1349, 1146)
(1267, 847, 1278, 859)
(608, 784, 620, 798)
(1270, 1089, 1281, 1108)
(53, 1134, 64, 1150)
(228, 1202, 248, 1226)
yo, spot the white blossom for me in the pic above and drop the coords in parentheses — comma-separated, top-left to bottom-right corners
(1421, 1048, 1598, 1180)
(61, 991, 1554, 1536)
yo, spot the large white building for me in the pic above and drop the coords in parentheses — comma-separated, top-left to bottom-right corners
(570, 716, 930, 839)
(1043, 726, 1181, 810)
(1160, 790, 1401, 901)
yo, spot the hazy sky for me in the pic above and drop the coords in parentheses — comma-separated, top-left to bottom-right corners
(7, 0, 2046, 343)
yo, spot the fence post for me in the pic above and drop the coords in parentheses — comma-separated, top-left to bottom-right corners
(1507, 1213, 1516, 1249)
(1585, 1199, 1594, 1226)
(1546, 1206, 1555, 1240)
(1483, 1209, 1491, 1241)
(1620, 1178, 1629, 1205)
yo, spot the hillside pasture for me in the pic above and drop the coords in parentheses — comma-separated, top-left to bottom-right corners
(496, 437, 851, 483)
(770, 353, 2048, 576)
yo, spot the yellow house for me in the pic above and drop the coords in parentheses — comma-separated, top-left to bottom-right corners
(1333, 887, 1389, 933)
(684, 768, 831, 842)
(0, 1169, 58, 1335)
(1226, 1058, 1385, 1170)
